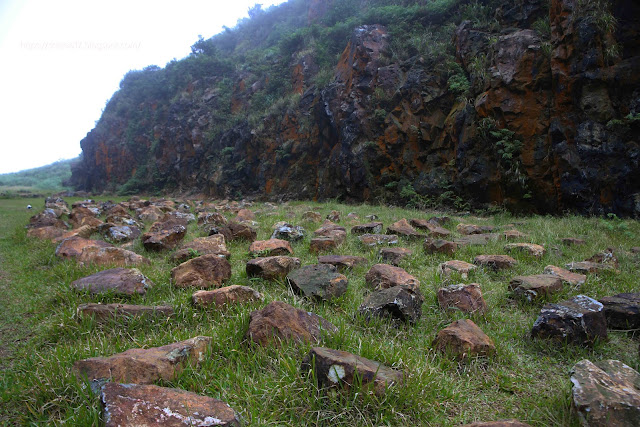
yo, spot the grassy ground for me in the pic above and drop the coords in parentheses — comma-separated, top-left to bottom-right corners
(0, 196, 638, 425)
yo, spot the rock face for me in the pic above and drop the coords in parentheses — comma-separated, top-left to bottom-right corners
(598, 293, 640, 329)
(570, 359, 640, 427)
(101, 383, 240, 427)
(301, 347, 403, 395)
(171, 254, 232, 288)
(71, 268, 153, 296)
(77, 303, 174, 321)
(286, 264, 348, 300)
(358, 286, 423, 323)
(433, 319, 495, 359)
(246, 256, 301, 280)
(437, 283, 486, 313)
(192, 285, 263, 308)
(531, 295, 608, 345)
(246, 301, 337, 346)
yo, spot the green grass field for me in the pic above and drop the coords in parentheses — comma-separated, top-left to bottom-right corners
(0, 195, 638, 425)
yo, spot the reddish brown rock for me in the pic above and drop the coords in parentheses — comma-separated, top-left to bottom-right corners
(141, 220, 187, 251)
(359, 234, 399, 246)
(386, 218, 423, 240)
(439, 260, 477, 278)
(504, 243, 546, 258)
(437, 283, 486, 313)
(326, 210, 341, 222)
(28, 208, 67, 229)
(171, 254, 232, 288)
(246, 256, 301, 280)
(365, 264, 419, 293)
(456, 223, 494, 235)
(249, 238, 293, 257)
(313, 221, 346, 237)
(247, 301, 337, 346)
(77, 303, 174, 321)
(433, 319, 495, 359)
(197, 211, 228, 226)
(509, 275, 563, 302)
(55, 237, 112, 259)
(192, 285, 263, 308)
(78, 246, 150, 267)
(301, 347, 403, 395)
(317, 255, 367, 271)
(136, 205, 164, 222)
(211, 222, 257, 242)
(503, 229, 528, 240)
(350, 222, 383, 234)
(101, 383, 240, 427)
(310, 231, 346, 253)
(543, 265, 586, 287)
(69, 206, 100, 228)
(424, 238, 457, 255)
(170, 234, 231, 263)
(410, 219, 451, 237)
(302, 211, 323, 222)
(473, 254, 518, 270)
(455, 234, 500, 246)
(73, 336, 211, 385)
(71, 268, 153, 296)
(235, 208, 255, 222)
(27, 225, 67, 241)
(379, 247, 412, 266)
(566, 261, 615, 274)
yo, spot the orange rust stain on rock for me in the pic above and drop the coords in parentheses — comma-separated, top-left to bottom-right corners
(265, 179, 273, 195)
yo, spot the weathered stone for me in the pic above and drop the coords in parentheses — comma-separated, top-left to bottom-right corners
(351, 222, 383, 234)
(77, 246, 150, 267)
(460, 421, 532, 427)
(387, 218, 424, 239)
(170, 234, 231, 263)
(473, 255, 518, 270)
(271, 224, 305, 242)
(74, 336, 211, 388)
(326, 210, 341, 222)
(141, 220, 187, 251)
(503, 229, 528, 240)
(171, 255, 231, 289)
(508, 274, 563, 302)
(301, 347, 403, 395)
(55, 237, 112, 259)
(27, 225, 67, 240)
(439, 260, 477, 279)
(454, 233, 500, 246)
(586, 249, 619, 269)
(428, 216, 450, 225)
(599, 293, 640, 330)
(287, 264, 348, 300)
(71, 268, 153, 296)
(359, 286, 423, 323)
(69, 206, 100, 228)
(424, 238, 457, 255)
(531, 295, 608, 345)
(55, 225, 95, 242)
(100, 383, 240, 427)
(365, 264, 419, 293)
(562, 237, 586, 246)
(313, 221, 346, 237)
(433, 319, 495, 359)
(379, 247, 412, 266)
(570, 359, 640, 427)
(410, 218, 451, 237)
(566, 261, 615, 274)
(302, 211, 323, 222)
(136, 205, 164, 222)
(457, 223, 494, 235)
(235, 208, 255, 222)
(247, 301, 337, 346)
(317, 255, 367, 271)
(103, 225, 141, 244)
(210, 222, 257, 242)
(359, 234, 399, 246)
(249, 238, 293, 256)
(197, 211, 228, 226)
(192, 285, 263, 308)
(543, 265, 586, 287)
(309, 235, 341, 253)
(77, 303, 174, 321)
(246, 256, 301, 280)
(438, 283, 486, 313)
(504, 242, 546, 258)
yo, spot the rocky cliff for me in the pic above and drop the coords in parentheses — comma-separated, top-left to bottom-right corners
(71, 0, 640, 216)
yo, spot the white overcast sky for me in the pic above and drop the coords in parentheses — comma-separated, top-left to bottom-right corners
(0, 0, 287, 174)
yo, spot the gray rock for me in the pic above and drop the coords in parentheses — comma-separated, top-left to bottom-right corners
(287, 264, 348, 300)
(358, 286, 423, 323)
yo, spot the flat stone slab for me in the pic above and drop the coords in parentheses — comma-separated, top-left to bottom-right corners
(531, 295, 608, 345)
(365, 264, 419, 293)
(438, 283, 486, 313)
(439, 260, 477, 279)
(171, 254, 232, 288)
(424, 238, 457, 255)
(570, 359, 640, 427)
(101, 383, 240, 427)
(410, 218, 450, 237)
(170, 234, 231, 263)
(71, 268, 153, 296)
(504, 243, 545, 258)
(246, 256, 301, 280)
(599, 292, 640, 329)
(543, 265, 586, 287)
(317, 255, 368, 271)
(73, 336, 211, 387)
(77, 303, 173, 321)
(473, 255, 518, 270)
(77, 246, 151, 267)
(379, 247, 412, 266)
(287, 264, 348, 300)
(386, 218, 424, 239)
(358, 286, 423, 323)
(27, 225, 67, 241)
(433, 319, 495, 359)
(301, 347, 403, 395)
(247, 301, 337, 346)
(351, 222, 383, 234)
(359, 234, 399, 246)
(508, 274, 563, 302)
(192, 285, 263, 308)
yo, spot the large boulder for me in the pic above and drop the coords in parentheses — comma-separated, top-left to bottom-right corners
(286, 264, 348, 301)
(71, 268, 153, 296)
(171, 254, 232, 288)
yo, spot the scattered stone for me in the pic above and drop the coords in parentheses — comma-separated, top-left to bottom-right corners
(531, 295, 608, 345)
(543, 265, 587, 287)
(309, 236, 343, 253)
(55, 225, 95, 242)
(136, 205, 164, 222)
(457, 223, 494, 235)
(246, 256, 301, 280)
(358, 286, 423, 323)
(473, 255, 518, 270)
(586, 248, 619, 269)
(71, 268, 153, 296)
(410, 218, 451, 237)
(428, 216, 450, 225)
(192, 285, 263, 308)
(570, 359, 640, 427)
(424, 238, 457, 255)
(141, 219, 187, 251)
(171, 254, 232, 288)
(78, 246, 150, 267)
(326, 210, 341, 222)
(503, 229, 528, 240)
(439, 260, 477, 279)
(74, 336, 211, 387)
(504, 243, 546, 258)
(100, 383, 241, 427)
(27, 225, 67, 240)
(55, 237, 112, 259)
(236, 208, 255, 222)
(562, 237, 586, 246)
(365, 264, 419, 293)
(346, 212, 359, 220)
(317, 255, 367, 271)
(433, 319, 495, 359)
(387, 219, 424, 239)
(313, 221, 346, 237)
(271, 224, 305, 242)
(566, 261, 615, 274)
(247, 301, 337, 346)
(77, 303, 174, 321)
(197, 211, 228, 226)
(359, 234, 399, 246)
(287, 264, 348, 300)
(69, 206, 100, 228)
(599, 292, 640, 329)
(437, 283, 486, 313)
(102, 225, 141, 244)
(351, 222, 383, 235)
(28, 209, 67, 229)
(249, 239, 293, 256)
(508, 275, 563, 302)
(454, 234, 500, 246)
(170, 234, 231, 263)
(301, 347, 403, 395)
(379, 247, 412, 266)
(302, 211, 323, 222)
